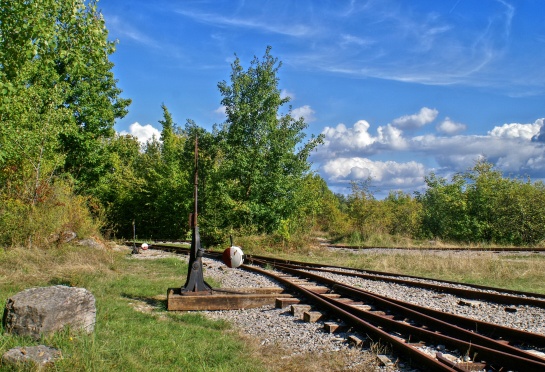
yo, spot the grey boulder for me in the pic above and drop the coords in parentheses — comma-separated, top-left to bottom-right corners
(2, 345, 62, 368)
(2, 285, 96, 340)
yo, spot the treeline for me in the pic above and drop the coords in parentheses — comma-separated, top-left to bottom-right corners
(330, 161, 545, 246)
(0, 0, 324, 247)
(2, 1, 544, 249)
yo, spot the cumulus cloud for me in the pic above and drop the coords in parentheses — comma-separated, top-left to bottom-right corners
(120, 122, 161, 144)
(436, 117, 466, 135)
(291, 105, 316, 122)
(533, 119, 545, 142)
(315, 118, 409, 161)
(489, 119, 542, 140)
(377, 124, 407, 149)
(391, 107, 438, 129)
(316, 120, 377, 159)
(322, 157, 426, 193)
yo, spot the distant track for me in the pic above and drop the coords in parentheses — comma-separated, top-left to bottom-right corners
(324, 244, 545, 252)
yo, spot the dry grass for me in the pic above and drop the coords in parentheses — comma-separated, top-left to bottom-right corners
(3, 238, 544, 371)
(254, 242, 545, 294)
(0, 241, 121, 290)
(215, 234, 545, 294)
(239, 334, 381, 372)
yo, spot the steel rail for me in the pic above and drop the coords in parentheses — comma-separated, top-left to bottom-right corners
(245, 253, 545, 304)
(242, 264, 458, 371)
(148, 244, 545, 307)
(355, 289, 545, 348)
(245, 266, 545, 372)
(248, 259, 545, 362)
(244, 261, 545, 371)
(325, 244, 545, 252)
(148, 244, 545, 370)
(172, 246, 545, 347)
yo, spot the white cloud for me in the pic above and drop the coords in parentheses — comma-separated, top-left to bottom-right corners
(533, 119, 545, 142)
(436, 117, 467, 135)
(340, 34, 373, 48)
(317, 120, 376, 159)
(489, 119, 542, 140)
(280, 89, 295, 100)
(315, 119, 410, 161)
(377, 124, 407, 149)
(214, 105, 227, 117)
(291, 105, 315, 122)
(105, 15, 157, 47)
(322, 157, 426, 190)
(392, 107, 438, 129)
(120, 122, 161, 144)
(176, 9, 312, 37)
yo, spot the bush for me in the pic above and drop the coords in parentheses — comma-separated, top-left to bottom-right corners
(0, 180, 101, 248)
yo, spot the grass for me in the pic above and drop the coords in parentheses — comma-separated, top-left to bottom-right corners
(0, 245, 264, 371)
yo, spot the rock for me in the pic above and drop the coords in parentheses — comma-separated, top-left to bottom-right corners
(457, 299, 483, 307)
(60, 231, 77, 243)
(3, 285, 96, 340)
(2, 345, 61, 368)
(77, 237, 106, 250)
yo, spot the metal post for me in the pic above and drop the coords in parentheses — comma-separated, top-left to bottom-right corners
(181, 136, 212, 294)
(131, 219, 140, 254)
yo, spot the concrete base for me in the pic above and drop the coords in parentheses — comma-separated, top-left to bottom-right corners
(167, 287, 292, 311)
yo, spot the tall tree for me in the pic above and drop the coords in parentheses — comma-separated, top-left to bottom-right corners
(0, 0, 131, 192)
(212, 46, 323, 234)
(0, 0, 130, 246)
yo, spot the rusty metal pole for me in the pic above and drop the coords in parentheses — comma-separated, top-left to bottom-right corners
(131, 219, 140, 254)
(181, 136, 212, 294)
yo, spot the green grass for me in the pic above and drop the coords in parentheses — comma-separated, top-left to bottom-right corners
(0, 246, 264, 371)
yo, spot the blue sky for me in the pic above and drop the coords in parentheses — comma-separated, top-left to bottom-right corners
(100, 0, 545, 196)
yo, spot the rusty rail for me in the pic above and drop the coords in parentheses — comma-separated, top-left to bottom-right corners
(245, 259, 545, 371)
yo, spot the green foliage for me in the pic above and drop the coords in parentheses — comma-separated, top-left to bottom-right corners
(0, 0, 130, 192)
(321, 161, 545, 247)
(0, 179, 100, 247)
(418, 160, 545, 245)
(95, 107, 193, 239)
(0, 0, 130, 246)
(208, 46, 324, 236)
(418, 172, 472, 241)
(341, 180, 421, 243)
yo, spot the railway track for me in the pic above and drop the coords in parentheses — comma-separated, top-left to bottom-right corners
(149, 243, 545, 371)
(324, 244, 545, 253)
(144, 240, 545, 253)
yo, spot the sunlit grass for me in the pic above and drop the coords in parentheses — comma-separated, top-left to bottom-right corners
(235, 234, 545, 295)
(0, 245, 263, 371)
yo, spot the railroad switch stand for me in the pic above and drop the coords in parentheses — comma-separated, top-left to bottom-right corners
(180, 137, 212, 295)
(167, 136, 288, 310)
(181, 222, 212, 295)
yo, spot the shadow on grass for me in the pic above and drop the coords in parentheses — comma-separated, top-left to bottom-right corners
(120, 293, 167, 311)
